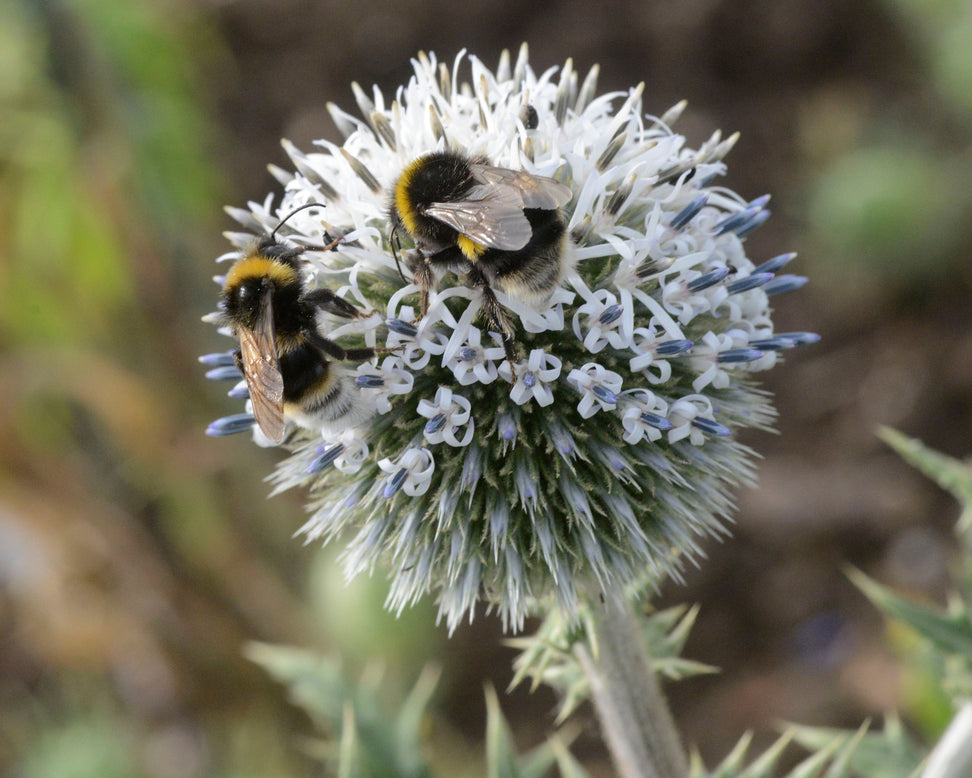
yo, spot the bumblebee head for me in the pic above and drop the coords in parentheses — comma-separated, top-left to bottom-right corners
(257, 236, 304, 263)
(221, 255, 299, 329)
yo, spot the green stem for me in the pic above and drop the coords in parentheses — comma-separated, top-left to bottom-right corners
(575, 595, 689, 778)
(923, 702, 972, 778)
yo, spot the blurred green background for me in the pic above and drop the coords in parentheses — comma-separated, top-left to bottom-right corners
(1, 0, 970, 775)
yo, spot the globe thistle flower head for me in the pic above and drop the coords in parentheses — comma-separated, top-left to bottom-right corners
(202, 45, 817, 632)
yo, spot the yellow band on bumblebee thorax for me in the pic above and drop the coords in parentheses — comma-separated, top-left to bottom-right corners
(223, 254, 298, 291)
(394, 158, 423, 238)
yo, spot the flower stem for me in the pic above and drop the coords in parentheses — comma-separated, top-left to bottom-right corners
(922, 702, 972, 778)
(575, 595, 688, 778)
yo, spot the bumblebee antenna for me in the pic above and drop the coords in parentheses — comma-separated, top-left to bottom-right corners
(270, 202, 327, 242)
(268, 201, 344, 254)
(389, 224, 408, 283)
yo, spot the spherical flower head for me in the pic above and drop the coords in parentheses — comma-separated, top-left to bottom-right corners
(202, 45, 817, 632)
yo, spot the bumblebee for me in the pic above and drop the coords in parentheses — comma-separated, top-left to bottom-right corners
(389, 150, 573, 365)
(217, 205, 378, 444)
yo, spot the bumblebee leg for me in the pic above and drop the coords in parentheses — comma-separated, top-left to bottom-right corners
(303, 287, 370, 319)
(308, 333, 373, 361)
(306, 332, 403, 363)
(410, 257, 435, 319)
(342, 347, 383, 361)
(408, 245, 466, 321)
(467, 267, 519, 383)
(300, 233, 345, 253)
(487, 304, 519, 382)
(390, 229, 409, 284)
(275, 234, 345, 266)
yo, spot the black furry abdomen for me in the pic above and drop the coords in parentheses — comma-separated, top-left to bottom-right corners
(479, 208, 567, 298)
(279, 342, 331, 403)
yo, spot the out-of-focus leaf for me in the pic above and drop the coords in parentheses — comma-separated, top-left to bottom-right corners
(483, 685, 560, 778)
(784, 733, 846, 778)
(878, 428, 972, 533)
(338, 704, 362, 778)
(550, 737, 592, 778)
(0, 0, 224, 348)
(692, 719, 922, 778)
(934, 11, 972, 115)
(790, 717, 923, 778)
(848, 569, 972, 658)
(807, 146, 962, 281)
(246, 643, 433, 778)
(882, 0, 972, 118)
(692, 731, 791, 778)
(18, 716, 136, 778)
(485, 685, 523, 778)
(510, 602, 716, 724)
(735, 731, 794, 778)
(396, 664, 441, 761)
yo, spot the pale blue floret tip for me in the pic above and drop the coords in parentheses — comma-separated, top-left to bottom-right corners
(205, 366, 243, 382)
(206, 413, 256, 437)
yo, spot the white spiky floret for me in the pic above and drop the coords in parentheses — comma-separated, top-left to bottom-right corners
(202, 44, 818, 632)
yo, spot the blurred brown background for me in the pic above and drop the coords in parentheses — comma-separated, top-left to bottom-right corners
(1, 0, 970, 775)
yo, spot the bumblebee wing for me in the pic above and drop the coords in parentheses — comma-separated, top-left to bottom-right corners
(470, 164, 573, 209)
(239, 288, 286, 443)
(425, 184, 532, 251)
